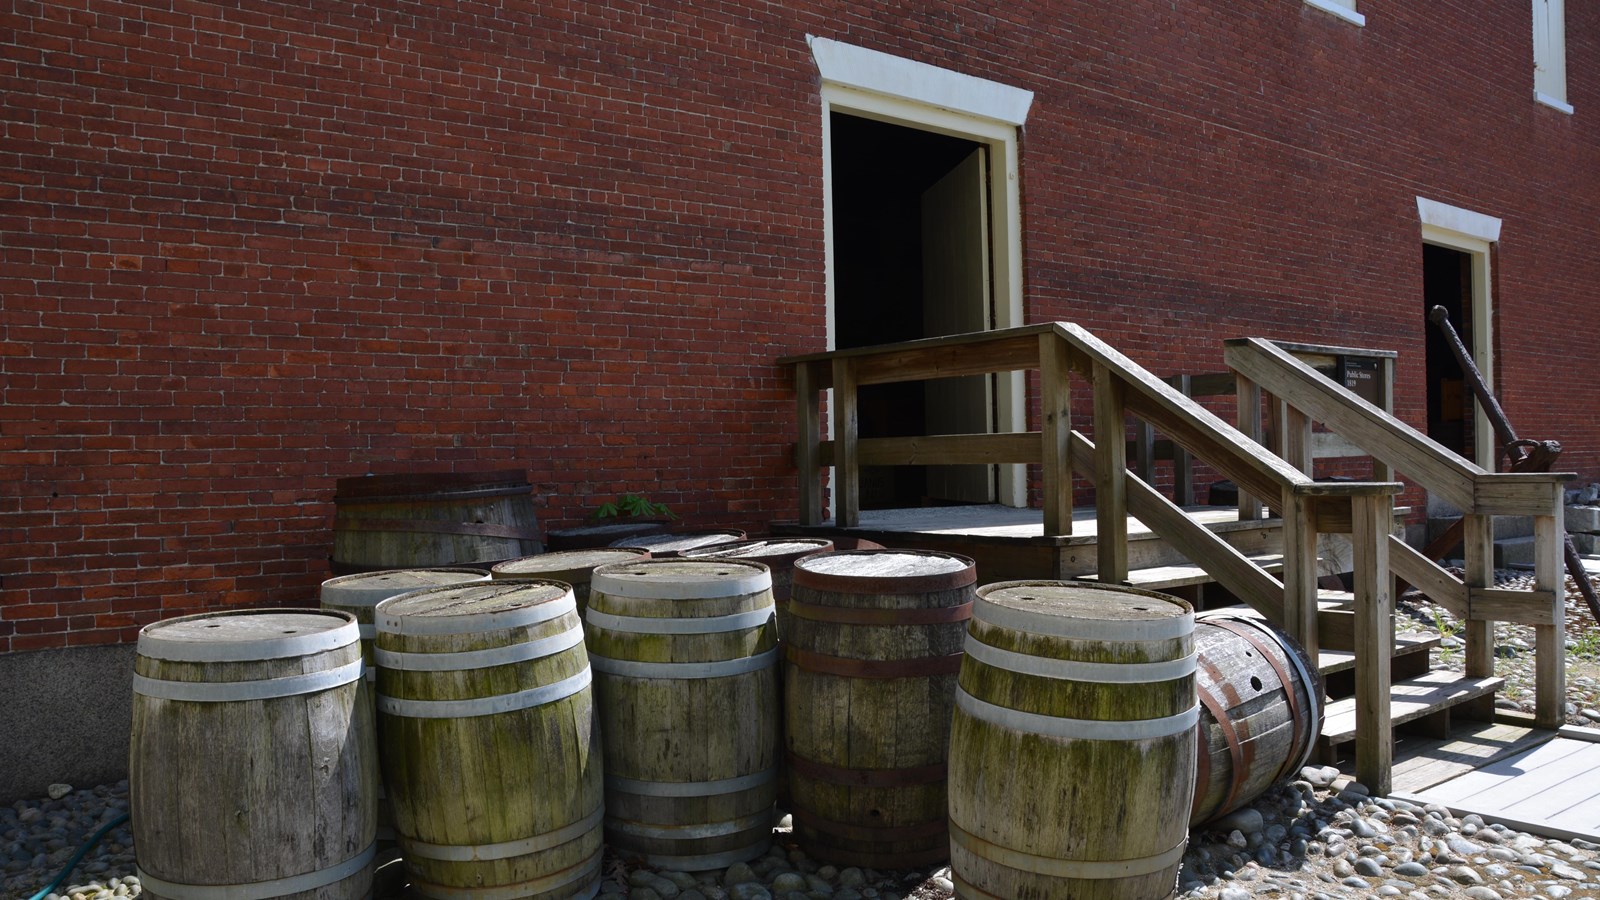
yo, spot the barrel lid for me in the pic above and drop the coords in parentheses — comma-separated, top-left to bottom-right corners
(375, 581, 575, 636)
(138, 609, 359, 662)
(492, 548, 651, 581)
(333, 469, 531, 501)
(606, 530, 746, 555)
(320, 568, 491, 607)
(680, 538, 833, 563)
(590, 558, 771, 600)
(975, 580, 1193, 641)
(793, 550, 976, 594)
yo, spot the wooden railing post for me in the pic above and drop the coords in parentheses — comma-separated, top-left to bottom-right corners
(1173, 374, 1195, 506)
(1374, 356, 1395, 483)
(795, 362, 822, 526)
(1353, 491, 1394, 795)
(1236, 375, 1265, 520)
(1040, 333, 1073, 537)
(831, 357, 861, 528)
(1462, 513, 1495, 720)
(1093, 362, 1129, 583)
(1282, 486, 1319, 656)
(1533, 485, 1567, 729)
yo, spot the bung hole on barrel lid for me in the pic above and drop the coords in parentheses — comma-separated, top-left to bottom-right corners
(1251, 676, 1263, 691)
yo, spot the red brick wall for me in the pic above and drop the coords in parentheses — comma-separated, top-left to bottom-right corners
(3, 0, 1596, 650)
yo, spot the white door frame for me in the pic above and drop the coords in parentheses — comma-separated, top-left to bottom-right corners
(1417, 197, 1500, 472)
(812, 36, 1034, 508)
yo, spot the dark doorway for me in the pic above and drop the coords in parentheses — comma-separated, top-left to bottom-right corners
(830, 112, 993, 509)
(1422, 243, 1475, 460)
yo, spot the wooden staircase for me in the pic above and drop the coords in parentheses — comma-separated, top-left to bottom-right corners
(776, 321, 1572, 794)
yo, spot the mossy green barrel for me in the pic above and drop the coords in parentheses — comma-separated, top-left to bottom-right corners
(586, 559, 779, 870)
(375, 581, 602, 900)
(784, 550, 974, 869)
(131, 609, 377, 900)
(491, 548, 652, 617)
(948, 581, 1197, 900)
(320, 567, 491, 846)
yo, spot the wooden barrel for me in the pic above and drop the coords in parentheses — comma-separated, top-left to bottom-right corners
(1190, 611, 1323, 826)
(491, 547, 652, 616)
(332, 470, 542, 573)
(681, 538, 833, 603)
(374, 581, 602, 900)
(321, 568, 494, 686)
(586, 559, 779, 870)
(681, 538, 834, 813)
(606, 529, 747, 558)
(131, 609, 377, 900)
(784, 550, 975, 868)
(320, 567, 490, 846)
(545, 520, 671, 552)
(948, 581, 1197, 900)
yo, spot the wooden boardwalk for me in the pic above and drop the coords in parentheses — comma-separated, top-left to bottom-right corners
(1394, 726, 1600, 843)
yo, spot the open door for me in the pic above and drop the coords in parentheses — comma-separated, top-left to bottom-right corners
(921, 147, 995, 504)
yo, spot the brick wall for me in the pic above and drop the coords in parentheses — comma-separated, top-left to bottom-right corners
(3, 0, 1596, 650)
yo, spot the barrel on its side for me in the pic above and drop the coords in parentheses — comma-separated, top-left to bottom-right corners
(587, 559, 779, 870)
(131, 609, 377, 900)
(785, 550, 974, 868)
(491, 547, 652, 616)
(948, 581, 1197, 900)
(376, 581, 602, 900)
(1190, 611, 1322, 826)
(332, 470, 542, 573)
(607, 529, 747, 558)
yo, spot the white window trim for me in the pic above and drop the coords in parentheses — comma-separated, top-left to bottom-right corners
(1303, 0, 1365, 27)
(1417, 197, 1500, 471)
(811, 36, 1034, 509)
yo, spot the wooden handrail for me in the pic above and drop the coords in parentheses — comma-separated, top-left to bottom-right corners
(1225, 337, 1484, 508)
(1223, 332, 1571, 744)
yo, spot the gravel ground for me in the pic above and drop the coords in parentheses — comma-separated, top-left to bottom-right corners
(8, 570, 1600, 900)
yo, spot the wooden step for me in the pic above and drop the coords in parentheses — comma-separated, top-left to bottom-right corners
(1097, 554, 1285, 591)
(1320, 670, 1506, 747)
(1317, 631, 1439, 677)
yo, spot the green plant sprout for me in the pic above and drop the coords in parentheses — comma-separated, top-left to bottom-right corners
(592, 493, 677, 521)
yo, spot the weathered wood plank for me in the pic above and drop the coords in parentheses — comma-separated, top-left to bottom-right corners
(833, 358, 860, 529)
(776, 323, 1057, 367)
(1057, 322, 1307, 505)
(1171, 374, 1195, 506)
(1236, 374, 1265, 521)
(1321, 672, 1505, 745)
(1280, 492, 1319, 655)
(1388, 722, 1553, 794)
(1352, 492, 1394, 796)
(1469, 587, 1558, 626)
(1093, 362, 1129, 584)
(1066, 431, 1285, 619)
(816, 434, 1042, 468)
(1225, 337, 1480, 510)
(1040, 332, 1073, 537)
(1413, 738, 1600, 830)
(1389, 535, 1468, 617)
(1463, 514, 1495, 720)
(796, 359, 822, 526)
(1534, 512, 1566, 729)
(1472, 474, 1572, 517)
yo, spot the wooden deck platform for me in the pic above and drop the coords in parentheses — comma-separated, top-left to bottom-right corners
(1392, 724, 1600, 842)
(772, 503, 1282, 584)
